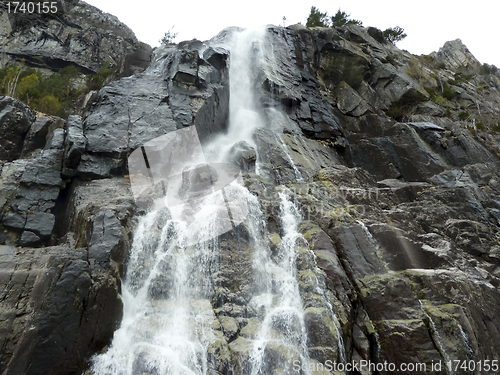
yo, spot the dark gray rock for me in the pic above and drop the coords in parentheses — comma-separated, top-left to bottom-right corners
(371, 62, 429, 107)
(229, 141, 257, 173)
(21, 116, 54, 155)
(20, 149, 63, 187)
(83, 40, 229, 159)
(10, 185, 60, 214)
(62, 115, 86, 175)
(77, 154, 124, 179)
(88, 210, 125, 269)
(1, 177, 135, 375)
(25, 212, 55, 237)
(0, 96, 36, 161)
(0, 246, 122, 375)
(19, 230, 40, 246)
(2, 211, 26, 229)
(335, 81, 372, 116)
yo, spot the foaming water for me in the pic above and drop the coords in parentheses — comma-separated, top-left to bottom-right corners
(91, 197, 221, 374)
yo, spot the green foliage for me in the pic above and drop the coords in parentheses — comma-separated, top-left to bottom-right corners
(480, 63, 498, 75)
(442, 85, 456, 101)
(477, 83, 489, 91)
(437, 62, 446, 69)
(331, 9, 362, 27)
(382, 54, 396, 64)
(451, 72, 473, 84)
(491, 123, 500, 132)
(424, 87, 437, 98)
(17, 73, 40, 104)
(0, 60, 114, 116)
(417, 55, 435, 65)
(476, 122, 485, 130)
(306, 6, 329, 27)
(447, 72, 473, 86)
(385, 106, 404, 121)
(423, 87, 446, 105)
(445, 108, 452, 118)
(458, 111, 469, 121)
(383, 27, 407, 44)
(160, 27, 178, 45)
(88, 62, 116, 90)
(406, 62, 423, 81)
(306, 6, 361, 28)
(37, 94, 62, 114)
(434, 95, 447, 105)
(0, 62, 24, 97)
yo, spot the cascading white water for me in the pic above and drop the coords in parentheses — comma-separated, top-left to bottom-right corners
(247, 190, 311, 375)
(91, 191, 227, 374)
(91, 26, 345, 375)
(205, 27, 266, 163)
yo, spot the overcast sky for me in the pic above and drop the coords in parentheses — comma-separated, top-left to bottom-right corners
(84, 0, 499, 67)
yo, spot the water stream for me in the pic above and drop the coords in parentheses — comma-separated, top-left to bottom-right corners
(248, 190, 311, 375)
(418, 300, 453, 375)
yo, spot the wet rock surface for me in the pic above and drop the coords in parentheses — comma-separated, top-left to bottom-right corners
(0, 19, 499, 375)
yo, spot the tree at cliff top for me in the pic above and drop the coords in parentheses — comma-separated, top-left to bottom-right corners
(306, 6, 329, 27)
(331, 9, 363, 27)
(306, 6, 406, 44)
(306, 6, 362, 27)
(160, 27, 178, 45)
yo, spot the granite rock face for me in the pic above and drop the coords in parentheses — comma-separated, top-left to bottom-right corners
(1, 19, 500, 375)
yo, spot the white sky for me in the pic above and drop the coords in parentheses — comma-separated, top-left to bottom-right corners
(84, 0, 500, 67)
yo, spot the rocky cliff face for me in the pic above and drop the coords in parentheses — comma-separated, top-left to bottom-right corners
(1, 0, 152, 76)
(1, 18, 500, 375)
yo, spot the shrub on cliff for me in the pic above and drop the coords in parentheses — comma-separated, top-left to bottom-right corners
(480, 63, 498, 75)
(383, 26, 407, 44)
(88, 62, 116, 90)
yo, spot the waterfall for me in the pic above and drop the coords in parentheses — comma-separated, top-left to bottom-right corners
(204, 27, 266, 163)
(247, 190, 311, 374)
(91, 26, 345, 375)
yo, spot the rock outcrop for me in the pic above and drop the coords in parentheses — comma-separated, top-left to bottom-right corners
(1, 16, 500, 375)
